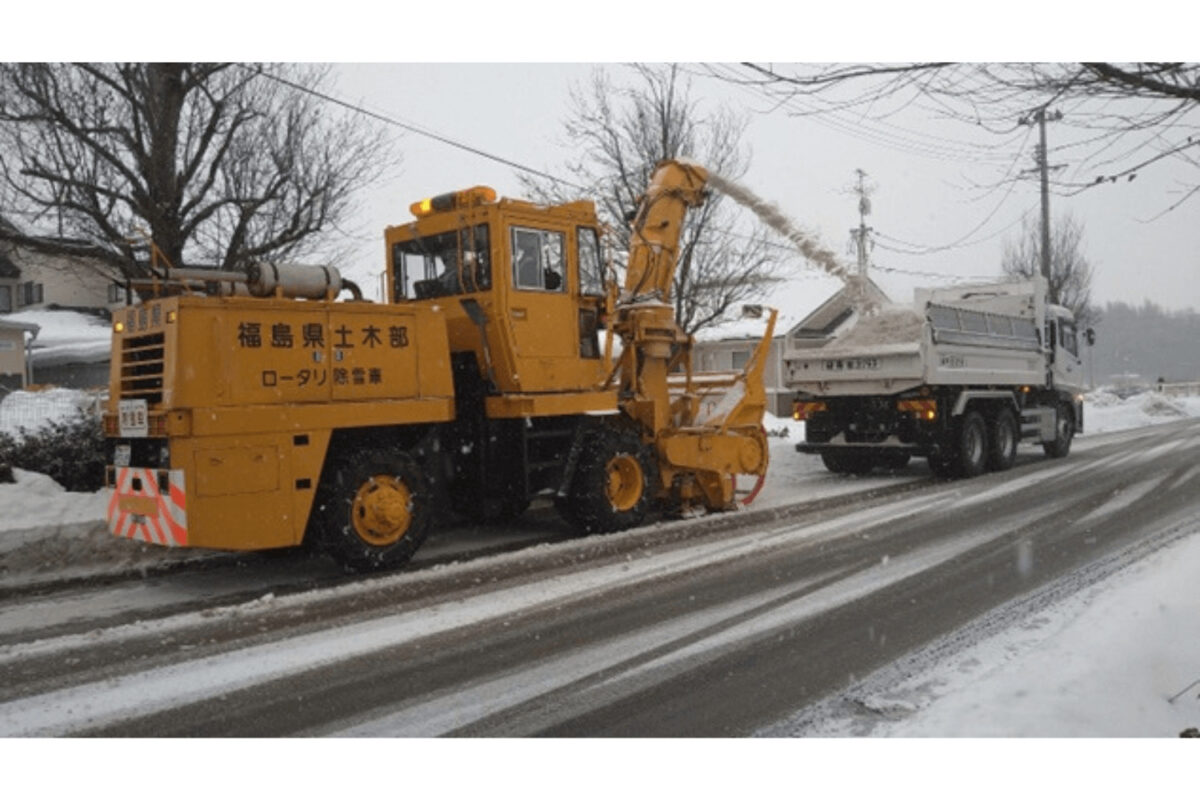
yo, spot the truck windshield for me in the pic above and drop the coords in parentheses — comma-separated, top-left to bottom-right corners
(392, 224, 490, 301)
(1059, 320, 1078, 356)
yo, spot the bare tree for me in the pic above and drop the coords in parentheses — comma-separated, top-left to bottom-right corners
(0, 63, 390, 283)
(1002, 212, 1099, 328)
(521, 64, 784, 335)
(732, 63, 1200, 213)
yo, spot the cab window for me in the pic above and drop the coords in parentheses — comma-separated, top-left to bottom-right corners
(1059, 320, 1078, 356)
(577, 227, 604, 296)
(391, 224, 490, 301)
(511, 227, 565, 292)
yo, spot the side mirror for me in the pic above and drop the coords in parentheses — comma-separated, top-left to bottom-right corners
(1085, 328, 1096, 346)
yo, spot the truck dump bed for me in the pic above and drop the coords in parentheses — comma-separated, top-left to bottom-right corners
(784, 281, 1047, 396)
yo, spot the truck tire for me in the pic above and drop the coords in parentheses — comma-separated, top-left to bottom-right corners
(956, 411, 988, 478)
(313, 450, 432, 572)
(821, 451, 874, 475)
(986, 408, 1019, 472)
(560, 426, 653, 534)
(1043, 403, 1074, 458)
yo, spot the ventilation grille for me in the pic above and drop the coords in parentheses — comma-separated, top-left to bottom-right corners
(120, 332, 165, 404)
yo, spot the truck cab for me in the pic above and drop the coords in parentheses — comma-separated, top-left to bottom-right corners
(385, 187, 612, 403)
(1046, 304, 1086, 394)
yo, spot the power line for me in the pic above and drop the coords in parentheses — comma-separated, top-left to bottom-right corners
(248, 65, 844, 271)
(873, 263, 999, 282)
(248, 66, 587, 193)
(707, 63, 1026, 166)
(252, 65, 999, 277)
(696, 64, 1041, 259)
(873, 201, 1037, 256)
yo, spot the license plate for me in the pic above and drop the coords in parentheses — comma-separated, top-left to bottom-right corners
(118, 399, 149, 437)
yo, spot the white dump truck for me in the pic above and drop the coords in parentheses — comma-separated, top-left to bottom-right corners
(784, 277, 1093, 478)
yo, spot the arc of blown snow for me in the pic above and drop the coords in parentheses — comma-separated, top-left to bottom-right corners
(705, 171, 849, 282)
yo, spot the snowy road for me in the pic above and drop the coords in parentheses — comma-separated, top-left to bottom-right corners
(1, 419, 1198, 735)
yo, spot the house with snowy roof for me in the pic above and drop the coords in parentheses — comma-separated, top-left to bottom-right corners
(1, 214, 118, 387)
(0, 316, 39, 391)
(0, 214, 124, 317)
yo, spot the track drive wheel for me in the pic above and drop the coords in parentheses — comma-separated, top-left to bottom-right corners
(559, 426, 653, 534)
(313, 450, 432, 572)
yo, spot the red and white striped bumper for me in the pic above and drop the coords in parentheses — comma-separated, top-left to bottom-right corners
(107, 467, 189, 547)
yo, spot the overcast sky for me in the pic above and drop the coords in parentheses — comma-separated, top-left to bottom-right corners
(18, 6, 1196, 322)
(328, 62, 1200, 320)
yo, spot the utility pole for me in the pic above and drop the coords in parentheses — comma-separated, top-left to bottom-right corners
(1019, 107, 1063, 284)
(849, 168, 874, 310)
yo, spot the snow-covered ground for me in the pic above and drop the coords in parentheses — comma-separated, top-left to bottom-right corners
(758, 389, 1200, 737)
(800, 530, 1200, 736)
(2, 387, 1199, 737)
(1085, 386, 1200, 433)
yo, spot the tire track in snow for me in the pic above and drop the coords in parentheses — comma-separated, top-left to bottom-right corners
(324, 566, 851, 736)
(333, 493, 1085, 735)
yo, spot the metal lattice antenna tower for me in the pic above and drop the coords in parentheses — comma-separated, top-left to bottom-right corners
(849, 168, 875, 310)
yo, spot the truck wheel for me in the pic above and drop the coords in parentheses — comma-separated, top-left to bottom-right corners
(314, 450, 432, 572)
(986, 408, 1019, 472)
(821, 451, 874, 475)
(561, 426, 652, 534)
(956, 411, 988, 478)
(1042, 403, 1074, 458)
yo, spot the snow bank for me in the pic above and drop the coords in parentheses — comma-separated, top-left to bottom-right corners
(852, 528, 1200, 736)
(0, 387, 99, 437)
(1085, 388, 1200, 435)
(1086, 389, 1123, 408)
(0, 468, 110, 539)
(6, 308, 111, 367)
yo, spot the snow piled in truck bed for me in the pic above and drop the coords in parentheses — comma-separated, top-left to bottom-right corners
(823, 304, 925, 351)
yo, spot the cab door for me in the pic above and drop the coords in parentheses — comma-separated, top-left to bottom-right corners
(505, 222, 580, 391)
(1050, 317, 1083, 391)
